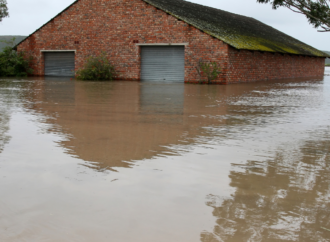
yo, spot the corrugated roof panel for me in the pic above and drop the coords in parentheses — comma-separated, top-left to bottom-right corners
(144, 0, 328, 57)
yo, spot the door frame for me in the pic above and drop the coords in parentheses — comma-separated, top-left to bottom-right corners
(136, 43, 188, 82)
(42, 50, 76, 77)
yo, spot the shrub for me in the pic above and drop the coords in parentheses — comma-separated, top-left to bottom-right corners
(196, 60, 222, 84)
(0, 38, 33, 77)
(76, 53, 116, 81)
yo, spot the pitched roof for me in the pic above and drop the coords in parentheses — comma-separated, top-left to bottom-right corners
(15, 0, 327, 57)
(144, 0, 327, 57)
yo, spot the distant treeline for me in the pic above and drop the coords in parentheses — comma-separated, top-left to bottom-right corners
(0, 36, 27, 51)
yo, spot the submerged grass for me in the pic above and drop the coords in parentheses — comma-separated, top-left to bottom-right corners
(321, 227, 330, 232)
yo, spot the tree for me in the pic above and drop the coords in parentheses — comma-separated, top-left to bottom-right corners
(0, 0, 9, 22)
(256, 0, 330, 32)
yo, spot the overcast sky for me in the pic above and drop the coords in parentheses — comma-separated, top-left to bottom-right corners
(1, 0, 329, 50)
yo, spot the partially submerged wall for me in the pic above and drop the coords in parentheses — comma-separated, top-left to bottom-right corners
(227, 47, 325, 84)
(16, 0, 325, 84)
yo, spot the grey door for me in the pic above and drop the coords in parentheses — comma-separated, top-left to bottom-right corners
(44, 52, 75, 77)
(141, 46, 184, 82)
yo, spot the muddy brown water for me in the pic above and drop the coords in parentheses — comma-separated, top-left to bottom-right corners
(0, 70, 330, 242)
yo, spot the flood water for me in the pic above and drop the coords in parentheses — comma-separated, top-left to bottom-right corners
(0, 69, 330, 242)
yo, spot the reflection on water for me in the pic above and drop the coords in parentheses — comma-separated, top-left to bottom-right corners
(202, 132, 330, 242)
(0, 79, 32, 154)
(0, 89, 11, 153)
(21, 80, 228, 170)
(140, 83, 184, 114)
(0, 74, 329, 242)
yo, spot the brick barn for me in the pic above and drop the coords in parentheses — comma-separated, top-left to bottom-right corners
(15, 0, 327, 84)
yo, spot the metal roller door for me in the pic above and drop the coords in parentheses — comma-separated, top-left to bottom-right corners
(44, 52, 75, 77)
(141, 46, 184, 82)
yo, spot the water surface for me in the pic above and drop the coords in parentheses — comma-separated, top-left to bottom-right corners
(0, 73, 329, 242)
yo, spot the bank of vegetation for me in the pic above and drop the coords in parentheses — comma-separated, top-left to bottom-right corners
(0, 37, 33, 77)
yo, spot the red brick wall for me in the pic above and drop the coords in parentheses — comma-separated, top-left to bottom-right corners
(17, 0, 228, 83)
(17, 0, 324, 84)
(227, 47, 325, 84)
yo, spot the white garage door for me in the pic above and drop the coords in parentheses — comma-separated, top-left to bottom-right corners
(141, 46, 185, 82)
(44, 52, 75, 77)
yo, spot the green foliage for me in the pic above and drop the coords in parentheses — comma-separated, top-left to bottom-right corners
(0, 0, 9, 22)
(196, 60, 222, 84)
(0, 38, 33, 77)
(257, 0, 330, 32)
(76, 53, 116, 81)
